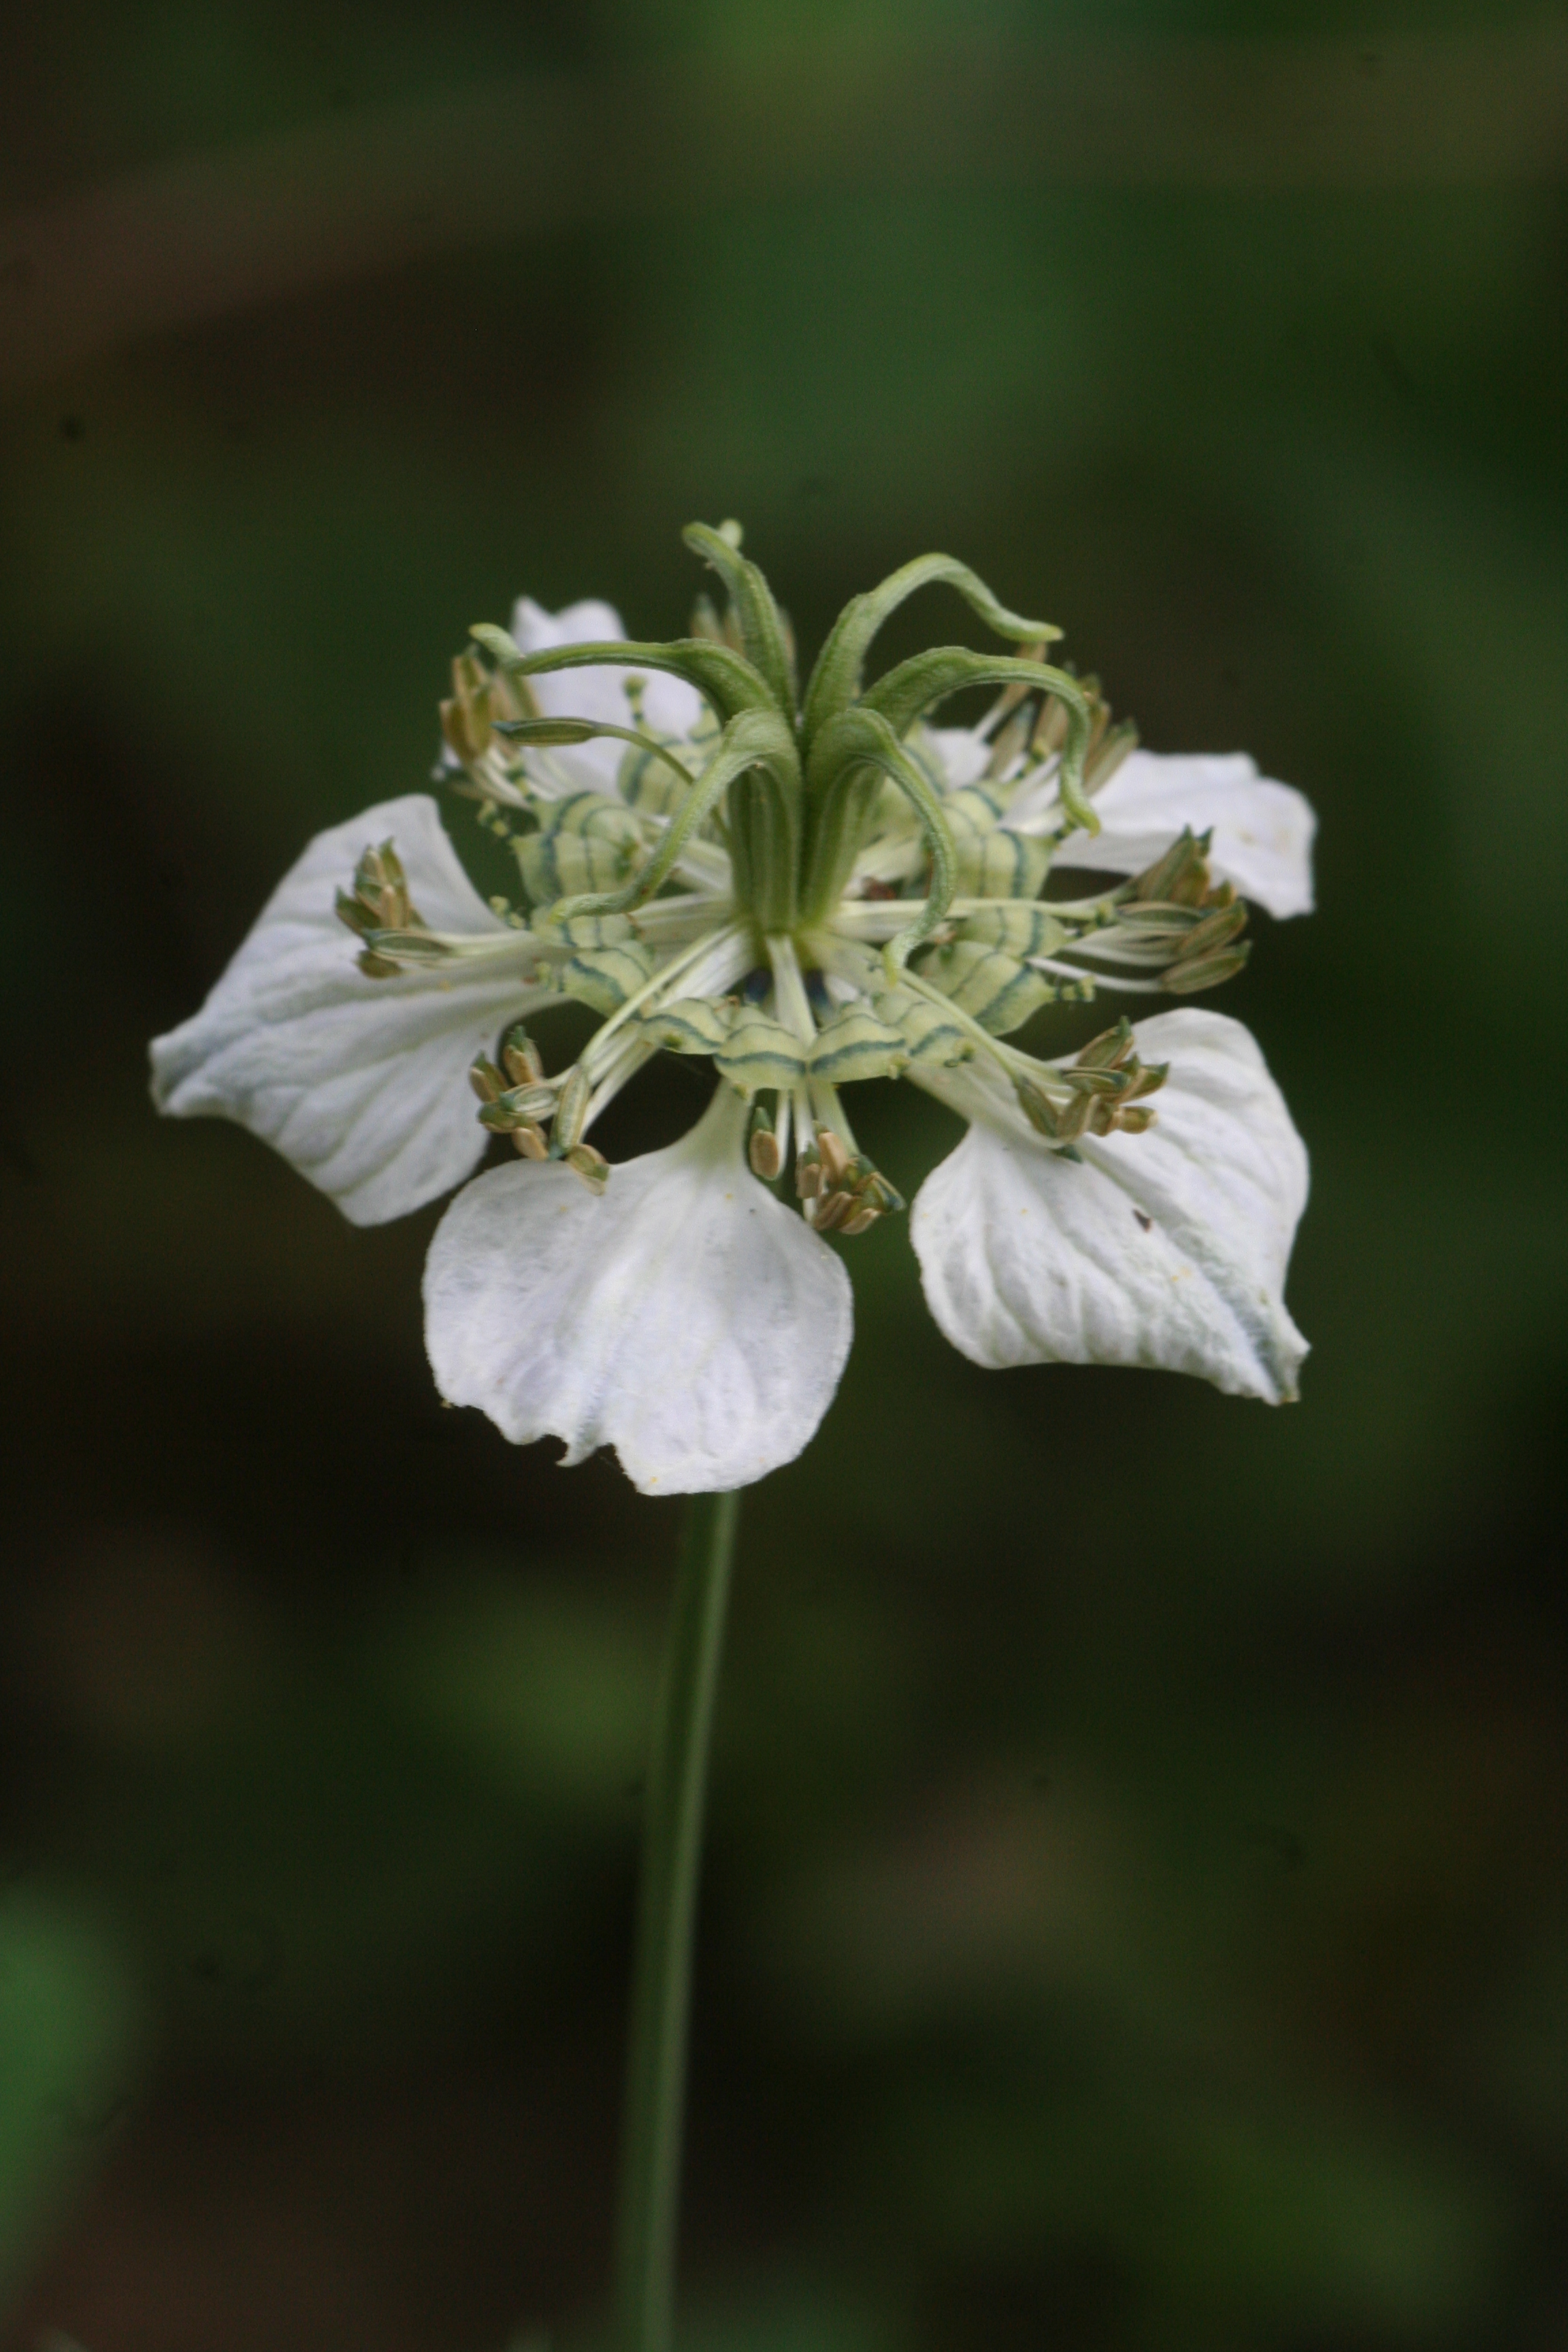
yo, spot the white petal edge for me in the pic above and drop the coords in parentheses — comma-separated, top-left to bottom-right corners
(911, 1009, 1309, 1402)
(1051, 751, 1318, 919)
(510, 595, 708, 794)
(423, 1085, 853, 1493)
(150, 794, 548, 1226)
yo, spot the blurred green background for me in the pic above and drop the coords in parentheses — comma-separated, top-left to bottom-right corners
(2, 3, 1565, 2347)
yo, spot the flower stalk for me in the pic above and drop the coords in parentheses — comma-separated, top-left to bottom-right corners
(615, 1486, 742, 2352)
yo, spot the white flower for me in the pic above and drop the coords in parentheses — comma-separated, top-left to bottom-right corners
(152, 525, 1317, 1490)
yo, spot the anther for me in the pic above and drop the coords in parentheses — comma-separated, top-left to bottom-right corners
(1059, 1064, 1134, 1099)
(1015, 1079, 1092, 1144)
(840, 1203, 881, 1238)
(1073, 1018, 1134, 1070)
(814, 1126, 851, 1188)
(795, 1139, 823, 1199)
(1170, 900, 1247, 961)
(1132, 828, 1209, 905)
(511, 1120, 550, 1158)
(983, 706, 1030, 781)
(1163, 945, 1251, 994)
(502, 1024, 544, 1086)
(470, 1055, 506, 1103)
(563, 1141, 610, 1193)
(550, 1066, 591, 1154)
(810, 1189, 852, 1234)
(747, 1102, 781, 1180)
(440, 651, 494, 762)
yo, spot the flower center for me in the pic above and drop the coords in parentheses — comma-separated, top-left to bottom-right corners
(336, 523, 1273, 1214)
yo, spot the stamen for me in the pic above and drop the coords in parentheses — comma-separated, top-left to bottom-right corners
(502, 1024, 544, 1085)
(747, 1099, 782, 1179)
(577, 922, 747, 1084)
(772, 1090, 794, 1175)
(1162, 945, 1251, 994)
(562, 1141, 610, 1194)
(815, 1125, 852, 1188)
(551, 1066, 592, 1154)
(584, 1034, 659, 1131)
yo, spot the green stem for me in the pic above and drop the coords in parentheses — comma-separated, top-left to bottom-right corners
(615, 1487, 742, 2352)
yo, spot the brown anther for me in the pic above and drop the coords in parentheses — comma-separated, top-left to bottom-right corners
(470, 1056, 505, 1103)
(511, 1121, 549, 1159)
(1053, 1090, 1094, 1143)
(563, 1141, 610, 1193)
(810, 1189, 852, 1234)
(814, 1126, 851, 1188)
(335, 888, 374, 938)
(1031, 696, 1069, 755)
(983, 707, 1031, 781)
(1060, 1064, 1134, 1098)
(794, 1144, 823, 1200)
(1132, 829, 1210, 906)
(1166, 834, 1215, 906)
(1016, 1079, 1092, 1144)
(1173, 900, 1248, 960)
(840, 1203, 881, 1238)
(1115, 1105, 1157, 1133)
(502, 1026, 544, 1086)
(1163, 945, 1251, 994)
(357, 949, 401, 980)
(1015, 1079, 1064, 1139)
(440, 697, 486, 764)
(1085, 718, 1138, 789)
(1074, 1018, 1135, 1071)
(749, 1127, 783, 1180)
(488, 666, 527, 723)
(441, 653, 494, 761)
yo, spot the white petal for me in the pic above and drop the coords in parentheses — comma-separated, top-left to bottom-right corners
(510, 595, 707, 791)
(1052, 750, 1317, 918)
(150, 795, 546, 1226)
(424, 1085, 852, 1493)
(911, 1010, 1309, 1401)
(920, 724, 992, 790)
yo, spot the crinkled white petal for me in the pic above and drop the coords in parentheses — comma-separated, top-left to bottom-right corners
(423, 1085, 853, 1493)
(150, 795, 546, 1226)
(911, 1010, 1309, 1401)
(510, 595, 708, 795)
(1052, 751, 1317, 918)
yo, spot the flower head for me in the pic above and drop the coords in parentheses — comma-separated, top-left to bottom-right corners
(151, 524, 1315, 1492)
